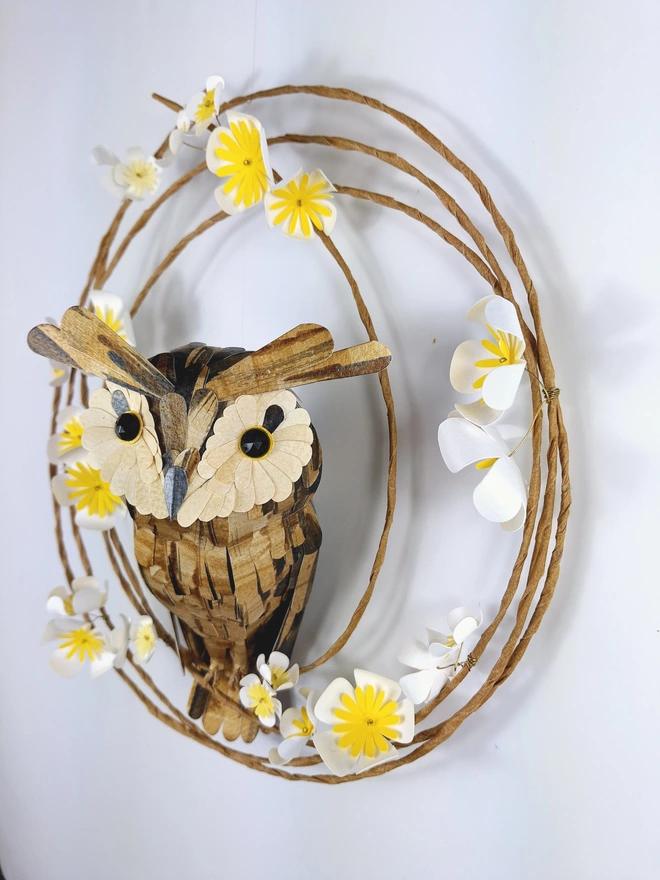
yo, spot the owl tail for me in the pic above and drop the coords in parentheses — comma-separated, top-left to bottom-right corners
(187, 675, 259, 743)
(181, 625, 258, 743)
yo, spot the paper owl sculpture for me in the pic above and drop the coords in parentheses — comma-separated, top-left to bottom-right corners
(29, 307, 390, 741)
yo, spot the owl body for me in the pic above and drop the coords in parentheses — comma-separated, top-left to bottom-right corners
(29, 309, 391, 742)
(133, 343, 322, 739)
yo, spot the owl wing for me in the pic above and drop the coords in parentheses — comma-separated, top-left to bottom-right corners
(205, 324, 390, 400)
(28, 306, 174, 398)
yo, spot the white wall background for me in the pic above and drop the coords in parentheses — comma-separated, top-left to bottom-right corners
(1, 1, 659, 878)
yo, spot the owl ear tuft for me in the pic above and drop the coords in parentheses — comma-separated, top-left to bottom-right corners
(205, 324, 391, 400)
(28, 306, 174, 398)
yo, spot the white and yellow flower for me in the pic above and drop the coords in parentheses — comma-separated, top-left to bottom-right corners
(269, 688, 319, 766)
(42, 618, 120, 678)
(450, 295, 526, 426)
(177, 389, 314, 526)
(130, 616, 157, 665)
(47, 406, 86, 466)
(47, 576, 107, 617)
(89, 290, 135, 346)
(438, 412, 527, 531)
(52, 459, 125, 530)
(239, 673, 282, 727)
(92, 145, 163, 201)
(264, 169, 337, 240)
(312, 670, 414, 777)
(167, 110, 193, 158)
(185, 75, 225, 135)
(49, 359, 71, 388)
(80, 383, 165, 518)
(398, 607, 483, 704)
(257, 650, 299, 692)
(206, 111, 272, 214)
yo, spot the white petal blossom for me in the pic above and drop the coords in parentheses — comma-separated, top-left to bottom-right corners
(269, 688, 319, 766)
(185, 75, 225, 135)
(438, 412, 527, 531)
(257, 651, 299, 692)
(450, 295, 526, 426)
(130, 616, 157, 665)
(312, 669, 414, 777)
(92, 145, 163, 201)
(239, 673, 282, 727)
(398, 607, 483, 704)
(46, 576, 107, 617)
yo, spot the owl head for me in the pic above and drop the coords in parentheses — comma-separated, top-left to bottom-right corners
(29, 307, 391, 525)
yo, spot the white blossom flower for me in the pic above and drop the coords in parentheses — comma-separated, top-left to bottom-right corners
(450, 295, 526, 426)
(47, 406, 86, 466)
(49, 359, 71, 387)
(257, 651, 299, 692)
(52, 459, 126, 531)
(130, 616, 157, 665)
(239, 673, 282, 727)
(47, 576, 107, 617)
(89, 290, 135, 345)
(398, 607, 483, 704)
(269, 688, 319, 766)
(168, 110, 192, 156)
(264, 169, 337, 240)
(92, 145, 163, 201)
(438, 412, 527, 531)
(42, 618, 119, 678)
(206, 111, 272, 214)
(312, 670, 415, 777)
(185, 75, 225, 135)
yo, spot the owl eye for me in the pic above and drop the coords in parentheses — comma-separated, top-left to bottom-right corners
(115, 410, 143, 444)
(239, 426, 273, 460)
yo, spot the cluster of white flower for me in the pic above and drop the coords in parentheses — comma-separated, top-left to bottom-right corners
(91, 75, 338, 242)
(238, 606, 481, 778)
(438, 295, 529, 530)
(42, 577, 157, 677)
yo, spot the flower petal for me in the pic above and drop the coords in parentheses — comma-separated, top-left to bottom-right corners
(438, 414, 508, 473)
(397, 638, 436, 671)
(481, 363, 525, 410)
(455, 399, 503, 427)
(399, 668, 435, 704)
(354, 742, 399, 774)
(473, 456, 527, 523)
(353, 669, 401, 704)
(313, 677, 355, 726)
(450, 339, 488, 394)
(312, 729, 357, 777)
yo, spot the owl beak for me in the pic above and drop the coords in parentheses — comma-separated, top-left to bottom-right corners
(163, 465, 188, 521)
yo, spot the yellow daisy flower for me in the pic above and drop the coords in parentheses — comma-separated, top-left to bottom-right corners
(206, 111, 272, 214)
(264, 169, 337, 240)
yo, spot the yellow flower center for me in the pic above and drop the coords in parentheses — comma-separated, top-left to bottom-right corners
(472, 325, 525, 389)
(268, 173, 334, 238)
(444, 635, 457, 648)
(122, 159, 159, 196)
(214, 119, 269, 208)
(64, 462, 122, 518)
(269, 665, 290, 690)
(475, 457, 498, 470)
(292, 706, 314, 737)
(195, 89, 216, 123)
(58, 626, 104, 663)
(133, 623, 155, 658)
(332, 685, 401, 759)
(61, 595, 75, 616)
(52, 367, 65, 380)
(58, 416, 84, 454)
(246, 682, 276, 721)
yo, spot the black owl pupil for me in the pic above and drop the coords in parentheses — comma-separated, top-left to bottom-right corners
(240, 427, 271, 459)
(115, 411, 142, 443)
